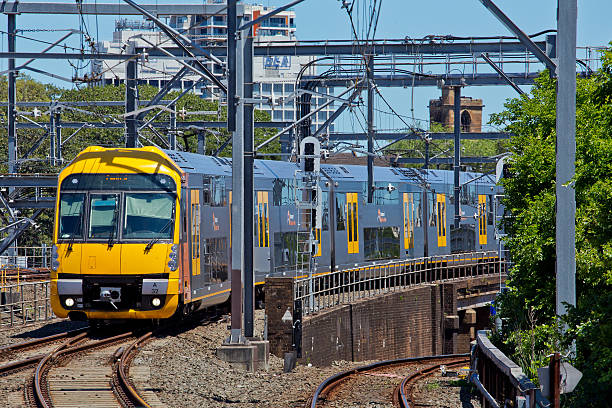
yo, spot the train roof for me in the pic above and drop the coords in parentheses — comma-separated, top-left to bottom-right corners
(162, 150, 496, 186)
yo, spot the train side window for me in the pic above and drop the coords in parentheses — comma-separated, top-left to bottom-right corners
(321, 191, 329, 231)
(204, 237, 228, 282)
(488, 194, 494, 225)
(336, 194, 346, 231)
(202, 176, 211, 204)
(429, 192, 437, 227)
(211, 176, 226, 207)
(413, 193, 422, 227)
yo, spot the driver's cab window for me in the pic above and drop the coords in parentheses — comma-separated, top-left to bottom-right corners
(88, 194, 119, 239)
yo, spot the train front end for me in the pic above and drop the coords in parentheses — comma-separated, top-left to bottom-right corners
(50, 146, 183, 320)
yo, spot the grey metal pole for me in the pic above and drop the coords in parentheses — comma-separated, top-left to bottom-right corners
(243, 34, 255, 339)
(56, 111, 62, 164)
(169, 103, 177, 150)
(125, 59, 138, 147)
(229, 0, 243, 344)
(453, 86, 461, 229)
(49, 111, 56, 166)
(367, 56, 374, 203)
(555, 0, 576, 321)
(7, 13, 17, 174)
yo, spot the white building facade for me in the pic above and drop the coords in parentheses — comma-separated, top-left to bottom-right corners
(93, 3, 335, 133)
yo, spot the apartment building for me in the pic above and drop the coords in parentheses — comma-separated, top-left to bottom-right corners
(93, 3, 335, 133)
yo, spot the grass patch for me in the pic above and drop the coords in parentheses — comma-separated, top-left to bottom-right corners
(425, 381, 440, 391)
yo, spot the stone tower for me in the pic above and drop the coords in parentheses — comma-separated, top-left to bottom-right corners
(429, 87, 484, 132)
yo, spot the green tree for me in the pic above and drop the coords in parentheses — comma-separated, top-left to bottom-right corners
(382, 121, 509, 172)
(0, 78, 279, 246)
(490, 47, 612, 406)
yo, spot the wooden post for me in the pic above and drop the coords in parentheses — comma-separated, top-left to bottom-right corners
(550, 352, 561, 408)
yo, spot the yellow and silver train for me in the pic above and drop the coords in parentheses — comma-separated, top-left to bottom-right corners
(51, 146, 501, 321)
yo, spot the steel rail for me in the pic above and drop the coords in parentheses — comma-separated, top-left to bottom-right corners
(396, 358, 469, 408)
(32, 331, 134, 408)
(308, 353, 469, 408)
(0, 327, 88, 355)
(113, 331, 154, 408)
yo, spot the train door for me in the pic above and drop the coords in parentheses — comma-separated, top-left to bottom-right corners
(180, 188, 191, 302)
(255, 191, 270, 272)
(436, 193, 447, 248)
(313, 228, 322, 257)
(478, 194, 488, 246)
(190, 190, 201, 289)
(81, 193, 121, 276)
(402, 193, 414, 253)
(346, 192, 359, 254)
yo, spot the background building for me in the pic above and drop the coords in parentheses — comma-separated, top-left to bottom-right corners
(428, 87, 483, 132)
(93, 3, 335, 133)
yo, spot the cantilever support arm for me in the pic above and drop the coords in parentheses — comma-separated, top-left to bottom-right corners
(313, 88, 361, 137)
(0, 209, 44, 256)
(137, 66, 189, 120)
(480, 53, 526, 96)
(123, 0, 228, 93)
(478, 0, 556, 74)
(255, 81, 362, 152)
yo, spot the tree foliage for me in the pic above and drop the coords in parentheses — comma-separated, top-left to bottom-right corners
(490, 47, 612, 406)
(0, 76, 279, 246)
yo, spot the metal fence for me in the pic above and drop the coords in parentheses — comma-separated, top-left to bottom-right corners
(0, 280, 54, 328)
(0, 245, 53, 271)
(294, 251, 504, 316)
(472, 330, 549, 408)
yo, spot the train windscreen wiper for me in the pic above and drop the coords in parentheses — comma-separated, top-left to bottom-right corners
(107, 205, 119, 248)
(144, 219, 173, 253)
(67, 218, 82, 252)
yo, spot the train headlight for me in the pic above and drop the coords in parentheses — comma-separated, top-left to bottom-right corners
(167, 245, 178, 271)
(65, 297, 75, 307)
(151, 297, 161, 307)
(51, 245, 60, 271)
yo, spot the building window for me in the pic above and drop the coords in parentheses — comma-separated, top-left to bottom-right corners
(273, 83, 283, 93)
(284, 110, 294, 120)
(461, 110, 471, 132)
(364, 227, 400, 260)
(285, 83, 294, 93)
(262, 83, 272, 94)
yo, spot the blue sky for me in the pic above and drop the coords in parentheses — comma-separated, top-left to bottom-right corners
(1, 0, 611, 132)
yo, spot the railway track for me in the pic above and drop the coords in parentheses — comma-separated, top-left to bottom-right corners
(308, 354, 471, 408)
(25, 329, 157, 408)
(0, 328, 89, 376)
(394, 357, 470, 408)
